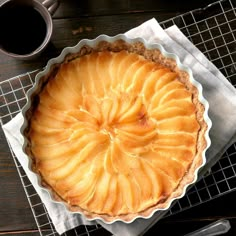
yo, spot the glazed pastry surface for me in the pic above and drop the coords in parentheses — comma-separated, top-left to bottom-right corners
(29, 50, 201, 216)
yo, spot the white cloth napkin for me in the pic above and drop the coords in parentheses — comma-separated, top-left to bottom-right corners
(2, 18, 236, 236)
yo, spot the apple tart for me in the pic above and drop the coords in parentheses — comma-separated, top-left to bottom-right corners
(22, 36, 211, 223)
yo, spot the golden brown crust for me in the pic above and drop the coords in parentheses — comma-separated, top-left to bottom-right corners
(24, 39, 208, 222)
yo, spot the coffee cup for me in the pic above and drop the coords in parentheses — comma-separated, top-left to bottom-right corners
(0, 0, 59, 60)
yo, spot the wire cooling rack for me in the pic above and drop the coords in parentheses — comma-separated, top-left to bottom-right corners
(0, 0, 236, 235)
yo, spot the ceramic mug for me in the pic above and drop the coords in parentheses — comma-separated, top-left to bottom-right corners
(0, 0, 59, 60)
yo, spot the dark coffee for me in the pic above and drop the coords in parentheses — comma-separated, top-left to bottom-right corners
(0, 1, 47, 55)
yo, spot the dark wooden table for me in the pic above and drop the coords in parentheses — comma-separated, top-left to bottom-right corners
(1, 0, 236, 235)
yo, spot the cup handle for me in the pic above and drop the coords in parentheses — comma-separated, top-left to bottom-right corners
(42, 0, 60, 15)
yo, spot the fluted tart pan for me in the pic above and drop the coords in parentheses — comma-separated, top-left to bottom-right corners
(21, 34, 212, 224)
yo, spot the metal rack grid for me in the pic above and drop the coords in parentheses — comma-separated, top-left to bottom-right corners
(0, 0, 235, 235)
